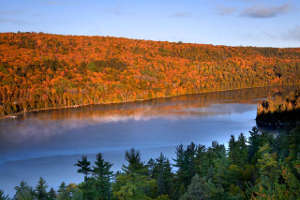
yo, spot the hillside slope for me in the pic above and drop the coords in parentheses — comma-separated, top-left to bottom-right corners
(0, 32, 300, 116)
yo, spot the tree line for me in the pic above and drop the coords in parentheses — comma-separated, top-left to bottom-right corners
(0, 32, 300, 116)
(1, 126, 300, 200)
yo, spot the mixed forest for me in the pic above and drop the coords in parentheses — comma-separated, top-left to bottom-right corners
(1, 126, 300, 200)
(1, 32, 300, 116)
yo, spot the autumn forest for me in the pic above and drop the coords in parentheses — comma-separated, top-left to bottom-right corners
(1, 32, 300, 116)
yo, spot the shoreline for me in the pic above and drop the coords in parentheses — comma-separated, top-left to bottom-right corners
(1, 84, 298, 120)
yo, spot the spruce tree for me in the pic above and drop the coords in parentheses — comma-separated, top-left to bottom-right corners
(174, 143, 197, 190)
(57, 182, 69, 200)
(152, 153, 173, 196)
(35, 177, 48, 200)
(75, 155, 91, 181)
(48, 188, 56, 200)
(122, 148, 146, 174)
(14, 181, 35, 200)
(92, 153, 113, 200)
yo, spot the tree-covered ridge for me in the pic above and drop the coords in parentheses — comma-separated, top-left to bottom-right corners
(257, 90, 300, 128)
(1, 127, 300, 200)
(1, 32, 300, 116)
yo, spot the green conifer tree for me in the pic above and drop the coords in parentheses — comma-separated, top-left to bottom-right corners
(35, 178, 48, 200)
(92, 153, 113, 200)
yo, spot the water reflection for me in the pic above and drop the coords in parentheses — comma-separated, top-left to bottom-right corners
(0, 86, 294, 195)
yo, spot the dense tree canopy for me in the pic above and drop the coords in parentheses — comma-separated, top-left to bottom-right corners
(0, 32, 300, 116)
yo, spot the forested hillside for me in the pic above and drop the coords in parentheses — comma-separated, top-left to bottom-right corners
(1, 32, 300, 116)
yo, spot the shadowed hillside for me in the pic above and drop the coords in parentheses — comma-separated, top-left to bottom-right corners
(1, 32, 300, 116)
(256, 90, 300, 128)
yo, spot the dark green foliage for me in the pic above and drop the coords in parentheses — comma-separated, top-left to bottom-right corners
(75, 155, 91, 179)
(3, 126, 300, 200)
(77, 178, 98, 200)
(180, 174, 226, 200)
(112, 171, 157, 200)
(122, 148, 147, 175)
(229, 134, 248, 167)
(74, 155, 93, 200)
(174, 143, 198, 191)
(48, 188, 56, 200)
(57, 182, 69, 200)
(35, 177, 48, 200)
(180, 174, 206, 200)
(150, 153, 173, 197)
(112, 149, 158, 199)
(14, 181, 35, 200)
(0, 190, 9, 200)
(92, 153, 113, 200)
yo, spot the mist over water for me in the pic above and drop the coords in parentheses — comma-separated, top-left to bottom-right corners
(0, 87, 293, 195)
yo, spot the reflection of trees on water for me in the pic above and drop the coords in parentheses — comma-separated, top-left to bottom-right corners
(20, 86, 295, 122)
(0, 86, 296, 145)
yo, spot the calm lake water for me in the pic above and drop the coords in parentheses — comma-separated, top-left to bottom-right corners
(0, 87, 291, 195)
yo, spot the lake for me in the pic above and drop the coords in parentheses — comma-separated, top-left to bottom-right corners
(0, 87, 290, 195)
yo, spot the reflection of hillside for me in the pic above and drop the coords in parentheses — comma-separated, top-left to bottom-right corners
(1, 86, 295, 143)
(22, 86, 295, 122)
(0, 86, 295, 152)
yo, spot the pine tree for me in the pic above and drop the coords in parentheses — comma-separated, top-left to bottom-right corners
(229, 135, 238, 164)
(48, 188, 56, 200)
(195, 144, 208, 177)
(248, 127, 260, 163)
(229, 134, 248, 167)
(152, 153, 173, 197)
(92, 153, 113, 200)
(122, 148, 146, 174)
(147, 158, 155, 177)
(57, 182, 69, 200)
(35, 177, 48, 200)
(14, 181, 35, 200)
(174, 143, 198, 191)
(75, 155, 91, 181)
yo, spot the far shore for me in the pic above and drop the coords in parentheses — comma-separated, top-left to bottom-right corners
(1, 84, 298, 120)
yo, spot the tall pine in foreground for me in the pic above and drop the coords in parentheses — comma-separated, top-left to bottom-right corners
(150, 153, 174, 198)
(92, 153, 113, 200)
(35, 177, 48, 200)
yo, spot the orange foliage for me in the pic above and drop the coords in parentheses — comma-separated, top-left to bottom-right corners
(0, 32, 300, 115)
